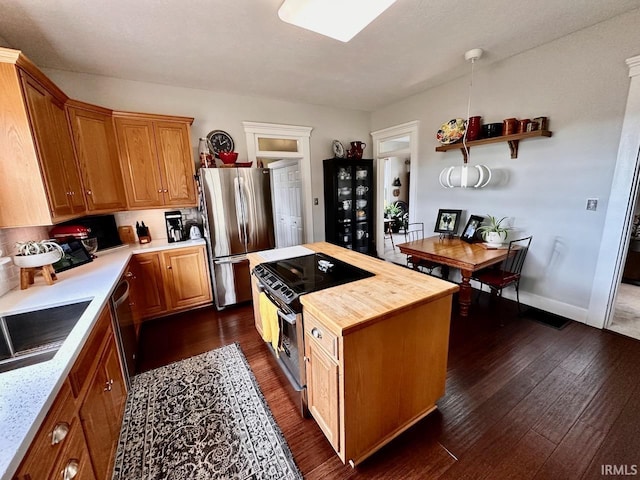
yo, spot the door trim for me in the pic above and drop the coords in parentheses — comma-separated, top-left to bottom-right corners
(588, 54, 640, 329)
(371, 121, 419, 259)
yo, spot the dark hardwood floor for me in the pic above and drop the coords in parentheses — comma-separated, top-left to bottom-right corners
(136, 295, 640, 479)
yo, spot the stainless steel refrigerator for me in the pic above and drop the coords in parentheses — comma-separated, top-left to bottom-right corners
(199, 167, 275, 309)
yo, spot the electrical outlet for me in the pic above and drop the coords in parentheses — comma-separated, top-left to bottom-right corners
(586, 198, 598, 211)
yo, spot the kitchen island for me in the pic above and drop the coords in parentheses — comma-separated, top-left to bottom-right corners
(249, 242, 459, 467)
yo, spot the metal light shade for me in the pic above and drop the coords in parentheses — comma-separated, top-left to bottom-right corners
(278, 0, 397, 42)
(439, 164, 492, 189)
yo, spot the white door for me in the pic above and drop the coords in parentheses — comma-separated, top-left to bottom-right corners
(271, 160, 303, 247)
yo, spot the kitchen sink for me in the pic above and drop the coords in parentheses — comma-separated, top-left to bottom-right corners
(0, 300, 91, 373)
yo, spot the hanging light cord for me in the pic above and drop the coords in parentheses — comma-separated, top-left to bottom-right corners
(461, 57, 475, 164)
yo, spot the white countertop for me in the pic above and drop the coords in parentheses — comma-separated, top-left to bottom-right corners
(0, 239, 206, 480)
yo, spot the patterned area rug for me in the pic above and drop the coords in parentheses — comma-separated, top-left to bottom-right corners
(112, 343, 302, 480)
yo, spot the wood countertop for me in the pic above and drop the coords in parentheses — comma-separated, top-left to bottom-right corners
(248, 242, 458, 336)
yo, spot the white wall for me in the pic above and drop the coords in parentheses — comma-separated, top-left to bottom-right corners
(42, 69, 372, 243)
(371, 9, 640, 321)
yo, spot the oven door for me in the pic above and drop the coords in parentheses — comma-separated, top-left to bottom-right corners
(256, 283, 308, 414)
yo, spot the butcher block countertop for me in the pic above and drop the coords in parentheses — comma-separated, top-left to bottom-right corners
(249, 242, 459, 336)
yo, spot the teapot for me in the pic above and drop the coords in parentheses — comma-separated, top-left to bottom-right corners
(347, 141, 366, 159)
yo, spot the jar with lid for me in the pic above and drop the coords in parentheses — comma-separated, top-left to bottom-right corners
(198, 138, 214, 168)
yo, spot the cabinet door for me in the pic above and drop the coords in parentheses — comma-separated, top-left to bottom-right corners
(20, 73, 73, 218)
(133, 252, 167, 318)
(153, 121, 196, 206)
(305, 336, 340, 452)
(67, 104, 127, 212)
(79, 333, 126, 480)
(50, 100, 86, 214)
(162, 246, 212, 310)
(114, 117, 164, 208)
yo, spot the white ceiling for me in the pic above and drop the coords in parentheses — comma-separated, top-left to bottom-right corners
(1, 0, 639, 111)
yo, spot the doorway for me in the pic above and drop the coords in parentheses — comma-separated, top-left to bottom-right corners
(371, 121, 419, 261)
(242, 121, 313, 244)
(268, 159, 304, 248)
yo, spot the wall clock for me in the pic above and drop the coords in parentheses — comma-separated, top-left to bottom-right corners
(206, 130, 234, 158)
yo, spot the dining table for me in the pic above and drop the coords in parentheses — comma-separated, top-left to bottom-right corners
(397, 235, 513, 317)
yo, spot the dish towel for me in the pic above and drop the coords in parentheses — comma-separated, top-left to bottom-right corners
(259, 292, 281, 356)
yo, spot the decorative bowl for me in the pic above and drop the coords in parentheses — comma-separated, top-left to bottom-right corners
(219, 151, 239, 164)
(13, 250, 62, 268)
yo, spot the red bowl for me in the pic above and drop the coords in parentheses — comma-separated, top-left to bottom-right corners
(219, 151, 238, 164)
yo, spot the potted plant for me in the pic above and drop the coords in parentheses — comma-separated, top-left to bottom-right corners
(13, 240, 64, 268)
(477, 215, 510, 246)
(384, 202, 403, 233)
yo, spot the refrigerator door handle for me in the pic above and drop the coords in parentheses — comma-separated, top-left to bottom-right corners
(214, 255, 247, 265)
(233, 176, 245, 246)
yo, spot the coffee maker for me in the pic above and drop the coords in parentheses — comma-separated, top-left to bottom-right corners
(164, 211, 184, 243)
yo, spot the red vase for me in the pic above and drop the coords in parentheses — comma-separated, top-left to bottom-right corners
(347, 141, 366, 159)
(466, 116, 482, 141)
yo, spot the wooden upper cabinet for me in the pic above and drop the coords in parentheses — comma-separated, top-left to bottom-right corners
(19, 70, 86, 219)
(154, 121, 197, 206)
(67, 101, 127, 212)
(114, 113, 196, 209)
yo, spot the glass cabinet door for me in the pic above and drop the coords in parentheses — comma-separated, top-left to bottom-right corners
(353, 166, 371, 253)
(336, 165, 354, 249)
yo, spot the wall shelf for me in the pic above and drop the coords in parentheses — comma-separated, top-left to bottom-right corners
(435, 129, 553, 162)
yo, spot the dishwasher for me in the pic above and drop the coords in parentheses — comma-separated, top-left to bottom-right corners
(110, 270, 136, 388)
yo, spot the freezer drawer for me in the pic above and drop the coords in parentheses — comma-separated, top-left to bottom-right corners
(212, 256, 252, 308)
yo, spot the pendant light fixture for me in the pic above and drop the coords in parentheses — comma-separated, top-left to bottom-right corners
(278, 0, 397, 42)
(439, 48, 492, 189)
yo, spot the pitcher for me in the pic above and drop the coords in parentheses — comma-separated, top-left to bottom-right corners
(347, 141, 366, 159)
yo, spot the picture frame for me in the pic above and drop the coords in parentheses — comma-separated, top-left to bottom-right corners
(434, 209, 462, 234)
(460, 215, 485, 243)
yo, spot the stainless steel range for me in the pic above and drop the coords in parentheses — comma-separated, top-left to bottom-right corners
(252, 252, 374, 415)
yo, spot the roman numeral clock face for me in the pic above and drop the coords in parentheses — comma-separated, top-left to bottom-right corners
(206, 130, 234, 158)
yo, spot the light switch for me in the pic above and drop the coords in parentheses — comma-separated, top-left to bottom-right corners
(314, 198, 319, 205)
(586, 198, 598, 211)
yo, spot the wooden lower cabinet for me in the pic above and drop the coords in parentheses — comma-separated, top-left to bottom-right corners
(13, 305, 126, 480)
(131, 252, 167, 319)
(305, 335, 340, 452)
(131, 245, 212, 320)
(302, 295, 452, 466)
(79, 332, 126, 480)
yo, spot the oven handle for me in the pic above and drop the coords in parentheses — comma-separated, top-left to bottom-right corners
(255, 280, 298, 325)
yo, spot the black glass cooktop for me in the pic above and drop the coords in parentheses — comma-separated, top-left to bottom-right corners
(261, 253, 374, 295)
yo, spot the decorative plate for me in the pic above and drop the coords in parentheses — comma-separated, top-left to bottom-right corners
(332, 140, 345, 158)
(206, 130, 234, 158)
(437, 118, 466, 145)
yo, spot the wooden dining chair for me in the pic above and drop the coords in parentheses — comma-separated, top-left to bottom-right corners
(405, 223, 442, 276)
(472, 236, 532, 313)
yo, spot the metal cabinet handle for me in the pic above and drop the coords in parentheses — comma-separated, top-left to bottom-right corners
(62, 459, 79, 480)
(158, 189, 163, 193)
(163, 189, 168, 193)
(167, 265, 172, 269)
(311, 327, 322, 339)
(303, 356, 310, 363)
(104, 379, 114, 392)
(86, 190, 92, 195)
(51, 422, 70, 445)
(124, 271, 134, 278)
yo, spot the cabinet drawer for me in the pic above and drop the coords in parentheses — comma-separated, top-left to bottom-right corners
(304, 313, 338, 360)
(48, 419, 96, 480)
(14, 380, 76, 479)
(69, 307, 112, 398)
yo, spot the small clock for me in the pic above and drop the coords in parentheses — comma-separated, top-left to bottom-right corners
(206, 130, 234, 158)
